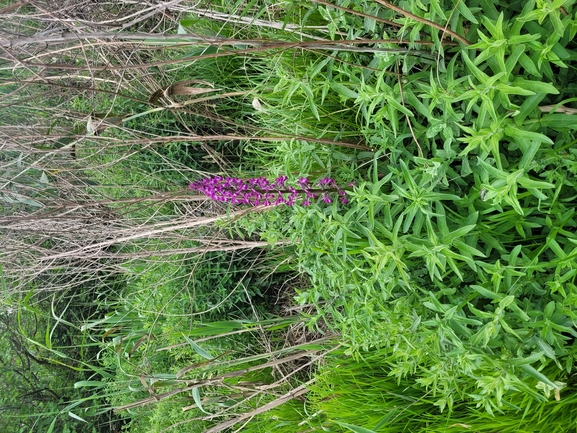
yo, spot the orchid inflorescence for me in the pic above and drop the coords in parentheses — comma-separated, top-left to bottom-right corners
(189, 175, 350, 206)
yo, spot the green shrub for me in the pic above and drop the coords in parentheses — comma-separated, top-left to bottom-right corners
(307, 349, 577, 433)
(239, 0, 577, 415)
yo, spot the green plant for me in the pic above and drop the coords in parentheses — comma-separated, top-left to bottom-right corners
(268, 0, 577, 416)
(304, 348, 577, 433)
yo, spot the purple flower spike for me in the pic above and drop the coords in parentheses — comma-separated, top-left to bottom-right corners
(189, 175, 350, 207)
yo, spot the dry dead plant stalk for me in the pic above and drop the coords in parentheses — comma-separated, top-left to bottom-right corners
(114, 347, 324, 413)
(373, 0, 471, 45)
(202, 380, 314, 433)
(6, 37, 436, 72)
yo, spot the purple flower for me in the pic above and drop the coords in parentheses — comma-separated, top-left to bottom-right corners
(275, 175, 288, 188)
(297, 177, 310, 188)
(189, 175, 350, 207)
(318, 177, 334, 187)
(316, 177, 348, 204)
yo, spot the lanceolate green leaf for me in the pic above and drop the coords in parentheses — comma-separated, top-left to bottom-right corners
(441, 225, 476, 245)
(331, 82, 359, 100)
(192, 387, 211, 414)
(520, 364, 560, 390)
(182, 335, 214, 360)
(504, 125, 554, 144)
(516, 176, 554, 190)
(511, 77, 559, 94)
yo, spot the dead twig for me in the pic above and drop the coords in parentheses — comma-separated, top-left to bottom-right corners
(6, 37, 444, 73)
(202, 380, 314, 433)
(539, 104, 577, 115)
(373, 0, 471, 46)
(0, 0, 29, 15)
(1, 31, 453, 49)
(395, 59, 423, 158)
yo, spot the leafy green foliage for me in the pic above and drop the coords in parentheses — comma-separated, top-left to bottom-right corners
(240, 0, 577, 417)
(306, 349, 577, 433)
(122, 251, 271, 323)
(0, 282, 127, 432)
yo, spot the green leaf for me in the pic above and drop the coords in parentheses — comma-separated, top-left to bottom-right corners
(68, 411, 88, 423)
(543, 301, 556, 318)
(468, 303, 495, 319)
(74, 381, 106, 388)
(478, 0, 500, 20)
(192, 387, 211, 414)
(499, 295, 515, 308)
(461, 51, 489, 83)
(518, 140, 541, 170)
(310, 56, 331, 80)
(471, 285, 500, 300)
(516, 177, 554, 189)
(508, 300, 531, 321)
(537, 338, 557, 360)
(504, 126, 554, 144)
(511, 78, 559, 94)
(550, 11, 564, 36)
(515, 94, 546, 124)
(456, 1, 478, 24)
(423, 301, 443, 313)
(10, 194, 42, 207)
(495, 83, 535, 96)
(331, 82, 359, 100)
(386, 96, 414, 117)
(182, 335, 214, 360)
(476, 158, 508, 180)
(514, 351, 545, 366)
(180, 19, 195, 27)
(540, 114, 577, 129)
(454, 240, 486, 258)
(430, 0, 447, 19)
(374, 409, 400, 430)
(518, 53, 541, 77)
(300, 82, 320, 121)
(46, 418, 58, 433)
(446, 255, 464, 281)
(505, 45, 526, 77)
(520, 363, 560, 390)
(441, 225, 476, 245)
